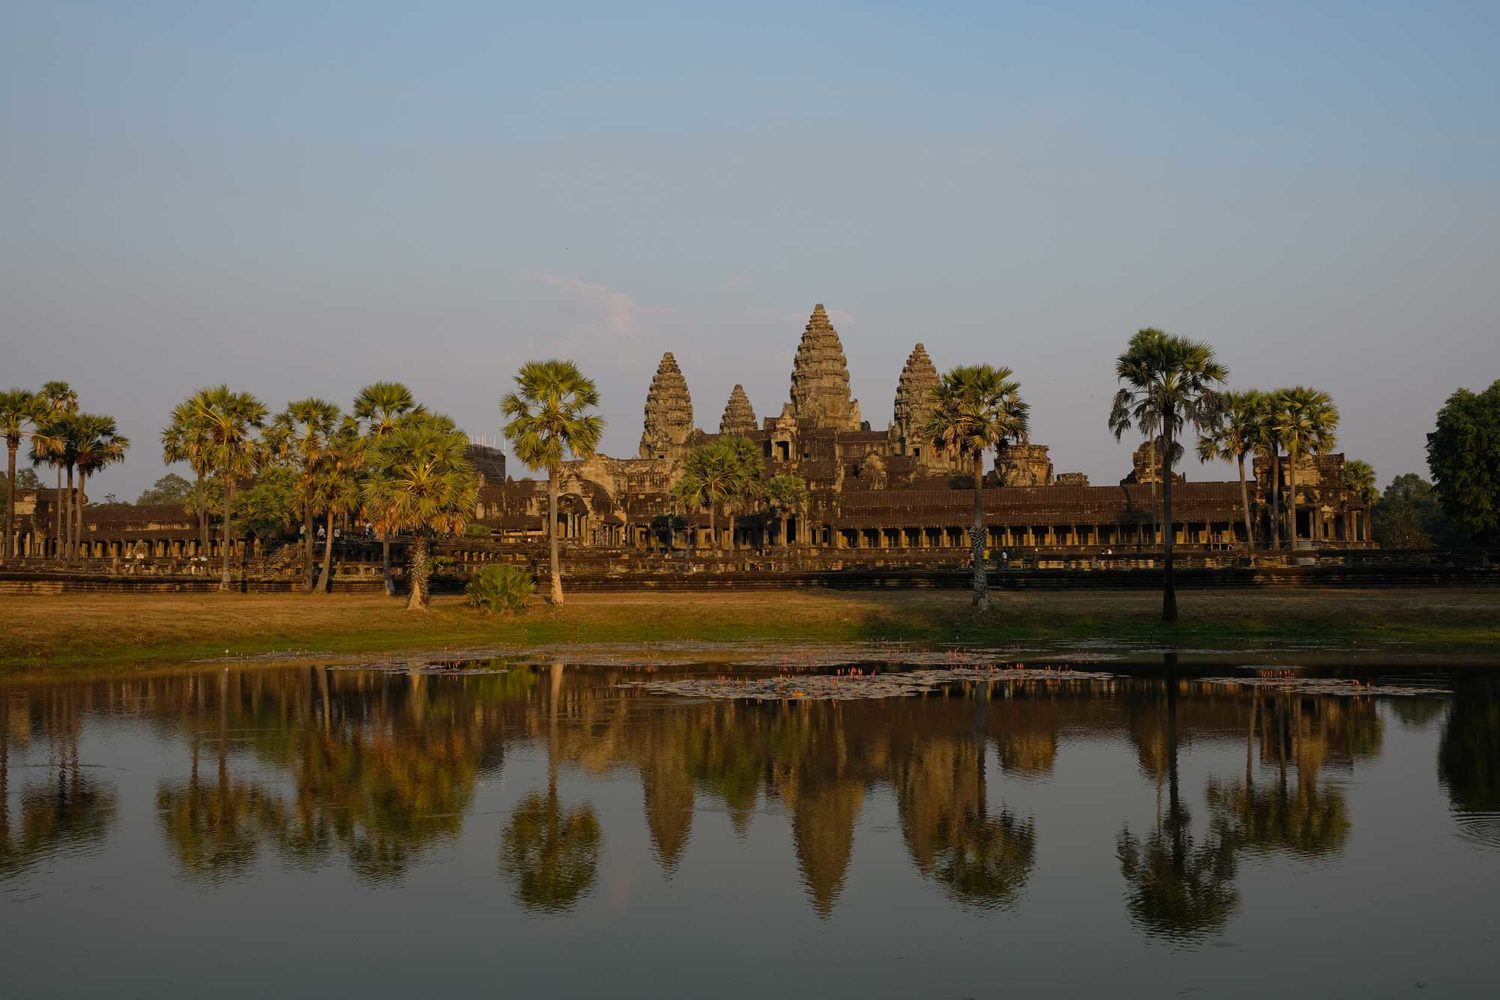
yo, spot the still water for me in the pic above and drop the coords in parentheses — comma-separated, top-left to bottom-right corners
(1, 661, 1497, 998)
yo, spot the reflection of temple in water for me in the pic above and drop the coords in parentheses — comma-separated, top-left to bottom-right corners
(0, 665, 1432, 924)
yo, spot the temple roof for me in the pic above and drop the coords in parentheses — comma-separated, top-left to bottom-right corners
(639, 351, 694, 458)
(719, 384, 758, 436)
(790, 304, 860, 431)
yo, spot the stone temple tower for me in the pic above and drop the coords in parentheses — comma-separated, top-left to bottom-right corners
(789, 304, 861, 430)
(719, 384, 758, 436)
(639, 352, 694, 460)
(891, 343, 940, 462)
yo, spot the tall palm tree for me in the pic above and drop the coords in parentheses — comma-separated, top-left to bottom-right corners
(33, 382, 77, 558)
(0, 389, 45, 559)
(268, 398, 341, 591)
(312, 418, 364, 594)
(1109, 329, 1227, 622)
(1251, 392, 1286, 550)
(353, 382, 422, 595)
(764, 474, 810, 548)
(71, 414, 130, 556)
(1197, 389, 1264, 550)
(362, 412, 478, 611)
(500, 361, 604, 606)
(924, 364, 1030, 611)
(163, 392, 218, 560)
(192, 387, 269, 590)
(1276, 387, 1339, 550)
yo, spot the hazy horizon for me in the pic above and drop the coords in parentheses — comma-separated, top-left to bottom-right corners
(4, 2, 1497, 500)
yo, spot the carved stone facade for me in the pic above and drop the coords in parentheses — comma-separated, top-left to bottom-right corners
(790, 304, 862, 431)
(639, 352, 694, 460)
(719, 385, 758, 436)
(890, 342, 943, 469)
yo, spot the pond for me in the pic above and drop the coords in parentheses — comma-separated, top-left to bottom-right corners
(1, 659, 1497, 997)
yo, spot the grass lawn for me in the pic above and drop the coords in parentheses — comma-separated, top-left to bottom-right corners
(2, 587, 1498, 673)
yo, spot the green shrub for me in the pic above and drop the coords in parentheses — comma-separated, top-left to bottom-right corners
(465, 565, 534, 614)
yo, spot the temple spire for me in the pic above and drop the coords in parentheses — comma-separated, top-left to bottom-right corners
(639, 352, 694, 460)
(892, 342, 939, 458)
(719, 384, 758, 436)
(789, 304, 861, 430)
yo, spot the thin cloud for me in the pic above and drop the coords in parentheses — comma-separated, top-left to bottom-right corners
(525, 271, 639, 338)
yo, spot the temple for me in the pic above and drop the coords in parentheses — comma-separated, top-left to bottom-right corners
(4, 304, 1374, 571)
(474, 304, 1374, 560)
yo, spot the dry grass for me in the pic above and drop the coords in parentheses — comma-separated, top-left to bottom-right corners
(2, 587, 1498, 673)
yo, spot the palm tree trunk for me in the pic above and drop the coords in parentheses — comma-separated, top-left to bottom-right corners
(302, 505, 315, 592)
(382, 533, 393, 596)
(971, 454, 991, 610)
(316, 508, 336, 593)
(709, 505, 718, 552)
(63, 466, 74, 557)
(75, 470, 87, 558)
(1269, 452, 1282, 550)
(4, 441, 16, 560)
(1161, 430, 1178, 622)
(220, 480, 235, 591)
(405, 532, 429, 610)
(1149, 440, 1159, 545)
(53, 467, 62, 559)
(193, 470, 207, 558)
(1237, 453, 1254, 551)
(548, 466, 563, 606)
(728, 514, 737, 552)
(1286, 451, 1298, 552)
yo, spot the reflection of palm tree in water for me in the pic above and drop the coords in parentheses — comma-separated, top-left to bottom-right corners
(499, 663, 601, 912)
(1207, 694, 1350, 858)
(896, 683, 1036, 911)
(1118, 659, 1239, 942)
(2, 695, 118, 879)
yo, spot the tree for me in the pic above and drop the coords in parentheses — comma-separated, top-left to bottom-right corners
(136, 473, 194, 506)
(501, 361, 604, 606)
(236, 465, 299, 547)
(1427, 380, 1500, 544)
(1341, 459, 1378, 507)
(192, 387, 269, 590)
(1197, 390, 1264, 550)
(763, 474, 810, 548)
(353, 382, 422, 595)
(362, 411, 479, 611)
(925, 365, 1030, 611)
(34, 381, 78, 558)
(71, 414, 130, 551)
(163, 391, 219, 560)
(312, 418, 364, 594)
(1252, 392, 1286, 550)
(1109, 329, 1227, 622)
(672, 437, 764, 552)
(268, 398, 341, 591)
(0, 389, 45, 559)
(1274, 387, 1339, 549)
(1372, 473, 1461, 549)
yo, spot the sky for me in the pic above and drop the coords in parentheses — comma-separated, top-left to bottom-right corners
(3, 1, 1497, 500)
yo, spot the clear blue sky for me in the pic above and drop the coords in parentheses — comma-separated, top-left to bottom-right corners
(4, 1, 1497, 498)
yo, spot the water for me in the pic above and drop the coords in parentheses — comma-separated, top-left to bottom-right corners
(2, 661, 1497, 998)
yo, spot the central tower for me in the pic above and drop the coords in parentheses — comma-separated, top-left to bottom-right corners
(789, 304, 861, 431)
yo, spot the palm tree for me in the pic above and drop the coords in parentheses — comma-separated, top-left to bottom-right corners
(500, 361, 604, 606)
(1275, 387, 1339, 550)
(1109, 329, 1227, 622)
(764, 474, 810, 548)
(192, 387, 269, 590)
(1197, 389, 1264, 550)
(71, 414, 130, 555)
(672, 438, 763, 551)
(0, 389, 45, 559)
(362, 411, 479, 611)
(1342, 459, 1378, 507)
(268, 398, 341, 591)
(163, 392, 219, 560)
(1250, 392, 1286, 550)
(353, 382, 422, 595)
(31, 382, 76, 558)
(924, 365, 1030, 611)
(312, 418, 364, 594)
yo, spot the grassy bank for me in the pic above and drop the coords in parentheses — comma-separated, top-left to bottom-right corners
(2, 588, 1499, 673)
